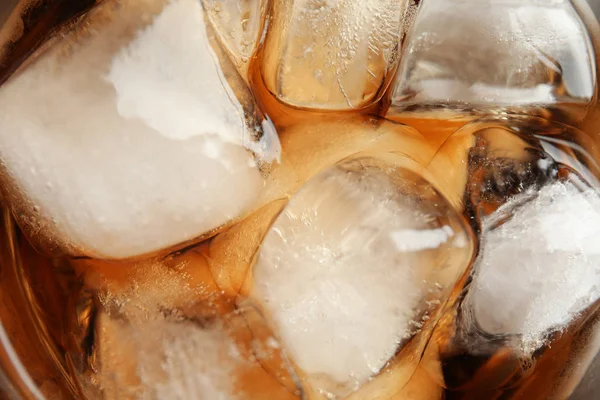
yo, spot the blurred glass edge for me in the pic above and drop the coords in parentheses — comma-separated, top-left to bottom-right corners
(0, 0, 18, 26)
(591, 0, 600, 17)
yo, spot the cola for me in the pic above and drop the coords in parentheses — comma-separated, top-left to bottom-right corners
(1, 0, 600, 399)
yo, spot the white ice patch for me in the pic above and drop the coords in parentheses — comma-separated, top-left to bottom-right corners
(0, 0, 267, 258)
(391, 226, 454, 252)
(142, 322, 239, 400)
(107, 0, 245, 144)
(470, 181, 600, 352)
(253, 160, 469, 396)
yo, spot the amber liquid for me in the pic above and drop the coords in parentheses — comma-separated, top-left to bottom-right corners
(1, 1, 600, 400)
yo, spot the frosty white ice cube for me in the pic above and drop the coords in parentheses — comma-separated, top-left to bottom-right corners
(467, 180, 600, 353)
(0, 0, 279, 259)
(252, 153, 473, 397)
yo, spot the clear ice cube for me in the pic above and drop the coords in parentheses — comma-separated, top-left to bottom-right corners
(391, 0, 595, 114)
(202, 0, 264, 77)
(0, 0, 279, 259)
(252, 153, 473, 397)
(259, 0, 414, 110)
(466, 180, 600, 354)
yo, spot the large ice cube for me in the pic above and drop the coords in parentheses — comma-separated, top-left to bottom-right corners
(253, 154, 473, 397)
(82, 250, 301, 399)
(97, 317, 239, 399)
(259, 0, 414, 110)
(96, 309, 302, 400)
(391, 0, 595, 116)
(0, 0, 279, 259)
(466, 180, 600, 353)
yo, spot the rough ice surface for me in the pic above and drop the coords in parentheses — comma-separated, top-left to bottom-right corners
(0, 0, 277, 259)
(260, 0, 411, 109)
(98, 316, 239, 400)
(253, 156, 471, 397)
(469, 180, 600, 353)
(141, 322, 238, 400)
(393, 0, 594, 108)
(91, 253, 301, 400)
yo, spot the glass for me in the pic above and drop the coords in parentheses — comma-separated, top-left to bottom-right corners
(0, 0, 599, 399)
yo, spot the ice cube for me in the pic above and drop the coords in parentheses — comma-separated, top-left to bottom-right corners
(87, 254, 302, 399)
(259, 0, 414, 110)
(97, 314, 301, 400)
(202, 0, 264, 78)
(97, 316, 242, 399)
(252, 154, 473, 397)
(0, 0, 279, 259)
(391, 0, 595, 116)
(466, 180, 600, 353)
